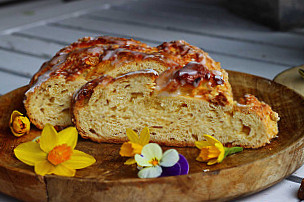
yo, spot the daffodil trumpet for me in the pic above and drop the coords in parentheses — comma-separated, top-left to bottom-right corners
(14, 124, 96, 177)
(119, 127, 150, 165)
(195, 134, 243, 165)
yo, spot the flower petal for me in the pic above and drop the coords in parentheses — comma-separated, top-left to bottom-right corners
(215, 143, 225, 163)
(141, 143, 162, 161)
(34, 160, 55, 176)
(14, 141, 47, 166)
(57, 127, 78, 149)
(160, 149, 179, 167)
(135, 154, 152, 167)
(124, 158, 136, 165)
(53, 164, 76, 177)
(40, 124, 57, 153)
(207, 158, 218, 165)
(126, 128, 140, 143)
(138, 166, 162, 178)
(203, 135, 221, 146)
(138, 127, 150, 146)
(195, 141, 210, 149)
(62, 150, 96, 169)
(119, 142, 142, 157)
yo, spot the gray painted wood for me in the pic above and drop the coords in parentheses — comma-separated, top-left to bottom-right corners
(89, 7, 304, 50)
(0, 71, 29, 94)
(0, 34, 63, 59)
(15, 25, 101, 45)
(0, 0, 128, 35)
(53, 17, 304, 66)
(0, 49, 45, 77)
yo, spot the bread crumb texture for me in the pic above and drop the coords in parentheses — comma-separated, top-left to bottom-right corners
(24, 36, 279, 148)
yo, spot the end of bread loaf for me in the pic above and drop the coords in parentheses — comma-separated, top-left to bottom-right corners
(72, 70, 279, 148)
(24, 38, 169, 129)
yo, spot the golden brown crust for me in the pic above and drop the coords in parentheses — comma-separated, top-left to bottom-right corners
(30, 36, 156, 85)
(236, 94, 279, 122)
(25, 36, 279, 148)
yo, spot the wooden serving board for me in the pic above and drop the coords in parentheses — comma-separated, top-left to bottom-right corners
(0, 71, 304, 202)
(273, 65, 304, 96)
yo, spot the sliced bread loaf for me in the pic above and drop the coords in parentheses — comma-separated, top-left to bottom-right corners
(72, 66, 279, 148)
(24, 37, 227, 130)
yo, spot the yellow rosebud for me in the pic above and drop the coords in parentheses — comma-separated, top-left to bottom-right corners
(9, 110, 30, 137)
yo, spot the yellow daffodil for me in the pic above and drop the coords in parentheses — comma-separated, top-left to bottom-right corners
(119, 127, 150, 165)
(14, 124, 96, 177)
(195, 134, 243, 165)
(9, 110, 30, 137)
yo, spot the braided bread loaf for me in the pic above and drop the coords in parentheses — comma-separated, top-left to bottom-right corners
(25, 36, 279, 148)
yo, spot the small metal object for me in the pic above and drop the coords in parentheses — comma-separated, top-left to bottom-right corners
(299, 68, 304, 79)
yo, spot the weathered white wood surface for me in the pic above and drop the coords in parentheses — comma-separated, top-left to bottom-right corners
(0, 0, 303, 201)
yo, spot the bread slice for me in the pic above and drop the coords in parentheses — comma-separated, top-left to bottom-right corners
(72, 67, 279, 148)
(24, 37, 230, 130)
(24, 37, 167, 130)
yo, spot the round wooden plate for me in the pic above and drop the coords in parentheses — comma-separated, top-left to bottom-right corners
(0, 71, 304, 202)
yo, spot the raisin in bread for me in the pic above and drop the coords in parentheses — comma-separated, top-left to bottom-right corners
(72, 65, 279, 148)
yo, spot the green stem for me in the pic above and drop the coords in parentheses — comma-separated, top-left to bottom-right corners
(224, 147, 243, 159)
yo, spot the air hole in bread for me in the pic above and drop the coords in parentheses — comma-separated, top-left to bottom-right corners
(181, 103, 188, 107)
(50, 97, 55, 103)
(40, 108, 45, 113)
(192, 134, 198, 141)
(151, 132, 156, 136)
(242, 125, 251, 135)
(124, 84, 131, 88)
(89, 128, 97, 134)
(130, 92, 144, 101)
(61, 108, 69, 115)
(151, 126, 163, 129)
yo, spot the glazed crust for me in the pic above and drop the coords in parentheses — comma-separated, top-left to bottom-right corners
(24, 36, 279, 148)
(72, 70, 279, 148)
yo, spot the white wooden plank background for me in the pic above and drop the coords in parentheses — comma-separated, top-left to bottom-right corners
(0, 0, 303, 201)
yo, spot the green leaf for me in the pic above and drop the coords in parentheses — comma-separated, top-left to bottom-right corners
(139, 127, 150, 146)
(224, 147, 243, 158)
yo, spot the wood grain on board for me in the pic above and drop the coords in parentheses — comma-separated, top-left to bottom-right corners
(0, 71, 303, 201)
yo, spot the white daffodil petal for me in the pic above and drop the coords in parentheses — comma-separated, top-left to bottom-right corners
(138, 166, 162, 178)
(160, 149, 179, 167)
(141, 143, 162, 161)
(135, 154, 152, 167)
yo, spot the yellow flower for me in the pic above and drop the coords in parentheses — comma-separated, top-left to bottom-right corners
(9, 110, 30, 137)
(14, 124, 96, 177)
(195, 134, 243, 165)
(195, 135, 225, 165)
(119, 127, 150, 165)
